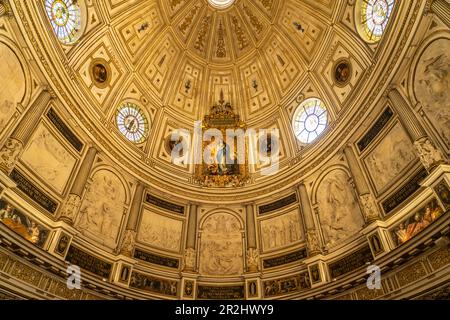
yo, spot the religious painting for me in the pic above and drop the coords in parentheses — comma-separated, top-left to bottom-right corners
(434, 179, 450, 210)
(309, 264, 321, 284)
(333, 59, 352, 87)
(20, 124, 77, 194)
(194, 94, 250, 187)
(137, 209, 183, 253)
(54, 232, 71, 257)
(317, 169, 365, 248)
(0, 200, 49, 248)
(391, 199, 444, 247)
(0, 42, 25, 134)
(76, 169, 127, 249)
(414, 38, 450, 149)
(199, 212, 243, 276)
(89, 58, 111, 88)
(364, 122, 417, 193)
(260, 209, 304, 252)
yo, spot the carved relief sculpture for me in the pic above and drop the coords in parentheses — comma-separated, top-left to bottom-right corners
(199, 212, 243, 276)
(414, 39, 450, 148)
(365, 123, 417, 192)
(0, 138, 23, 174)
(59, 194, 82, 224)
(0, 42, 25, 133)
(317, 169, 365, 247)
(120, 230, 136, 256)
(20, 124, 77, 193)
(261, 210, 303, 251)
(359, 193, 380, 222)
(138, 209, 182, 252)
(413, 137, 446, 171)
(183, 248, 196, 271)
(76, 170, 126, 249)
(246, 248, 259, 272)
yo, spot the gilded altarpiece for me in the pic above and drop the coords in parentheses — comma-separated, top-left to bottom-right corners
(194, 97, 250, 188)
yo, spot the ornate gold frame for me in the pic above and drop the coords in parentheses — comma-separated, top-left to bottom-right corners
(194, 96, 250, 188)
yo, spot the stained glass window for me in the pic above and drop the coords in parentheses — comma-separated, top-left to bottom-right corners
(208, 0, 235, 9)
(116, 103, 149, 144)
(45, 0, 82, 44)
(361, 0, 395, 42)
(293, 98, 328, 144)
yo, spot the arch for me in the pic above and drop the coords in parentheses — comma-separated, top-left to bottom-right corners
(311, 164, 352, 205)
(0, 36, 31, 135)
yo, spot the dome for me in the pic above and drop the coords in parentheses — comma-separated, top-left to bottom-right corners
(0, 0, 449, 302)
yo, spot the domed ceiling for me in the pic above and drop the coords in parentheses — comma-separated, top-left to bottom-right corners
(18, 0, 403, 201)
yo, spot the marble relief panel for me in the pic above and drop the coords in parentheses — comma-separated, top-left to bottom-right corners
(260, 209, 303, 252)
(0, 42, 25, 133)
(76, 170, 126, 249)
(364, 122, 417, 193)
(20, 124, 77, 194)
(414, 38, 450, 149)
(199, 212, 243, 276)
(317, 169, 365, 247)
(137, 209, 183, 252)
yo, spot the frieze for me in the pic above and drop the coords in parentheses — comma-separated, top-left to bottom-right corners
(130, 271, 178, 297)
(357, 107, 394, 152)
(329, 245, 373, 279)
(65, 245, 112, 279)
(382, 168, 428, 214)
(133, 249, 180, 269)
(197, 285, 245, 300)
(145, 194, 184, 214)
(263, 272, 310, 298)
(262, 249, 307, 269)
(9, 169, 58, 214)
(46, 108, 84, 152)
(259, 193, 297, 215)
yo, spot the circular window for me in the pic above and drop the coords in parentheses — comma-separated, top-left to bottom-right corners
(45, 0, 84, 44)
(116, 103, 149, 144)
(356, 0, 395, 43)
(293, 98, 328, 144)
(208, 0, 235, 9)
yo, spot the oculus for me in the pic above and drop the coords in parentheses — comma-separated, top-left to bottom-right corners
(207, 0, 235, 9)
(356, 0, 395, 43)
(292, 98, 328, 144)
(333, 59, 352, 87)
(89, 59, 111, 88)
(116, 102, 149, 144)
(45, 0, 84, 44)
